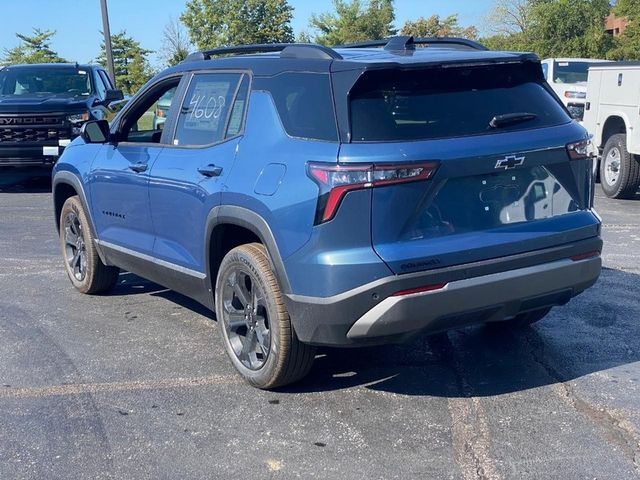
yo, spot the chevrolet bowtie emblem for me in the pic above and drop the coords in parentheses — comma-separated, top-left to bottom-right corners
(495, 154, 525, 170)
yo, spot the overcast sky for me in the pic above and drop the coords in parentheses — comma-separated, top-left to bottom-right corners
(0, 0, 495, 66)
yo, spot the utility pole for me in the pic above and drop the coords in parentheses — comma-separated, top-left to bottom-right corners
(100, 0, 116, 86)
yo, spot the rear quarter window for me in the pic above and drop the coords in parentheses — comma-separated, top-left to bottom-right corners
(350, 62, 570, 142)
(256, 73, 338, 141)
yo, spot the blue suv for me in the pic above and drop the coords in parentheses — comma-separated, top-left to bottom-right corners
(52, 37, 602, 388)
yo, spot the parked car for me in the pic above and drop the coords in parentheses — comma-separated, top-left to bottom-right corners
(0, 63, 123, 169)
(52, 37, 602, 388)
(541, 58, 608, 122)
(152, 89, 174, 130)
(583, 61, 640, 199)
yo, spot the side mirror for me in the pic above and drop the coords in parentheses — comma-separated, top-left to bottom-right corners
(80, 120, 110, 144)
(105, 89, 124, 103)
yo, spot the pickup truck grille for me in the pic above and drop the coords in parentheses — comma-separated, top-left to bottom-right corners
(0, 127, 61, 143)
(0, 115, 68, 144)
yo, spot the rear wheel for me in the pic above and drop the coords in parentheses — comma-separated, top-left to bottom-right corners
(600, 134, 640, 199)
(59, 196, 119, 294)
(215, 243, 316, 389)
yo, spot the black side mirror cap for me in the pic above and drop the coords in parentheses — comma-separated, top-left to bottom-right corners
(104, 89, 124, 103)
(80, 119, 111, 144)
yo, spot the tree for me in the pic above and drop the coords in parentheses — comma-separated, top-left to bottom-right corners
(527, 0, 613, 58)
(400, 14, 478, 39)
(308, 0, 396, 46)
(160, 17, 192, 67)
(1, 28, 67, 66)
(181, 0, 294, 50)
(608, 0, 640, 59)
(485, 0, 534, 35)
(98, 31, 153, 94)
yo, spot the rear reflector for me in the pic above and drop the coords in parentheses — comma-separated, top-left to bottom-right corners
(308, 161, 439, 223)
(392, 283, 448, 297)
(570, 251, 600, 262)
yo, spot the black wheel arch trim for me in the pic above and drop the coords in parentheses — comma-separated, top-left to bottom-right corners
(52, 171, 108, 264)
(205, 205, 292, 295)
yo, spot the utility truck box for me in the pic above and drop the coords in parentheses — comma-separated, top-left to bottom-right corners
(584, 62, 640, 198)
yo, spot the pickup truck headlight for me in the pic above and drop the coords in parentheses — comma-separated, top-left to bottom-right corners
(564, 91, 587, 99)
(67, 112, 90, 124)
(67, 112, 91, 135)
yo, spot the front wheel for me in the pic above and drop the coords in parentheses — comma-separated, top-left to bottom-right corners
(600, 134, 640, 199)
(59, 195, 120, 294)
(215, 243, 316, 389)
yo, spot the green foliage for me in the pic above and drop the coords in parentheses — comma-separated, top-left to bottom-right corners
(1, 29, 67, 66)
(400, 14, 478, 39)
(609, 0, 640, 60)
(527, 0, 613, 58)
(98, 31, 153, 95)
(181, 0, 294, 50)
(481, 32, 530, 51)
(308, 0, 396, 46)
(485, 0, 615, 58)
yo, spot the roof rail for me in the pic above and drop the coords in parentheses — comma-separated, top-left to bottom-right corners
(337, 36, 489, 52)
(183, 43, 343, 62)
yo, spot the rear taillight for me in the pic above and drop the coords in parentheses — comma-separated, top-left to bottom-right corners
(566, 138, 595, 161)
(307, 161, 439, 224)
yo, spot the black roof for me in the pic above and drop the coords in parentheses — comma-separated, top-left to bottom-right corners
(161, 36, 538, 78)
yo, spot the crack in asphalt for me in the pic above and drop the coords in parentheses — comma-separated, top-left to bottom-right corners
(431, 334, 502, 480)
(521, 330, 640, 474)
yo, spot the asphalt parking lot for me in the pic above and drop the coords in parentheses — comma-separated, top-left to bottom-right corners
(1, 172, 639, 480)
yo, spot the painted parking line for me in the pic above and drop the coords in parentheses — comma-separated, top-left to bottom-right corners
(0, 375, 239, 400)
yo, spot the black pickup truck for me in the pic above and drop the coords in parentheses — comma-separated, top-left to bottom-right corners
(0, 63, 123, 168)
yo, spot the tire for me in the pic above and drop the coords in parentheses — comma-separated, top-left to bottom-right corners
(600, 134, 640, 199)
(59, 196, 119, 294)
(215, 243, 316, 389)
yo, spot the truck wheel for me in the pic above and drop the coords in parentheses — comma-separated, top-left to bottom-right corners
(59, 196, 120, 294)
(216, 243, 316, 389)
(600, 134, 640, 199)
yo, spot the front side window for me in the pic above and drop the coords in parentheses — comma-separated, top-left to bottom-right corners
(0, 67, 93, 96)
(121, 83, 178, 144)
(173, 73, 242, 147)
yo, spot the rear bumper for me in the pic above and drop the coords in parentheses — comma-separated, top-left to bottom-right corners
(285, 237, 602, 346)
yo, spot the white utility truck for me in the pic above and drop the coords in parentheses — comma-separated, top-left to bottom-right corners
(541, 58, 607, 122)
(583, 62, 640, 199)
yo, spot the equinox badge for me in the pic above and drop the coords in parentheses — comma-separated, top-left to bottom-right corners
(495, 154, 525, 170)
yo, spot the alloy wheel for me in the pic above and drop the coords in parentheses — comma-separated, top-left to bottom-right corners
(63, 211, 87, 281)
(222, 269, 271, 370)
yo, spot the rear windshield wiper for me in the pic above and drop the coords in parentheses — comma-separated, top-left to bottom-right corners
(489, 112, 538, 129)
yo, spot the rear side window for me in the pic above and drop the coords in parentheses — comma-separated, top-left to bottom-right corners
(173, 73, 242, 146)
(266, 73, 338, 141)
(350, 63, 570, 142)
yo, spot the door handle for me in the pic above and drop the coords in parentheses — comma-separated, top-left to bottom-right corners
(198, 164, 223, 177)
(129, 162, 148, 173)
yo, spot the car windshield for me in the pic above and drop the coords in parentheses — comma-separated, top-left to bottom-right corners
(0, 67, 93, 96)
(553, 61, 590, 84)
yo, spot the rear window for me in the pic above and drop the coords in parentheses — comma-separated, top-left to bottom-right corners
(350, 63, 570, 142)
